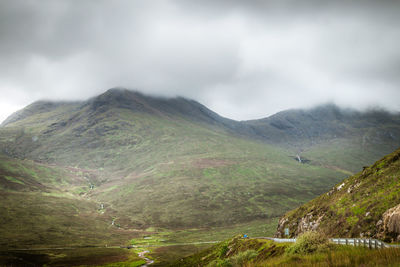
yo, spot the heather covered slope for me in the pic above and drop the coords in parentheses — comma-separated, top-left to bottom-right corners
(169, 235, 400, 267)
(1, 88, 400, 233)
(0, 155, 141, 249)
(0, 89, 346, 229)
(3, 89, 400, 173)
(246, 104, 400, 147)
(276, 147, 400, 242)
(246, 104, 400, 173)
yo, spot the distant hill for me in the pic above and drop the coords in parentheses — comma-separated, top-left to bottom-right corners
(276, 147, 400, 242)
(4, 88, 400, 148)
(245, 104, 400, 147)
(1, 88, 243, 134)
(1, 88, 400, 237)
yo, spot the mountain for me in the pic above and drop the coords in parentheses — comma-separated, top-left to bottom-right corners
(246, 104, 400, 173)
(1, 88, 244, 135)
(275, 147, 400, 242)
(246, 104, 400, 146)
(1, 88, 400, 247)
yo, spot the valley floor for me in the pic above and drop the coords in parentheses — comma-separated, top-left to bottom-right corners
(0, 218, 277, 266)
(0, 248, 145, 266)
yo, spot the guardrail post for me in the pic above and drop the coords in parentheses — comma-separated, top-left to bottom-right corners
(267, 237, 393, 249)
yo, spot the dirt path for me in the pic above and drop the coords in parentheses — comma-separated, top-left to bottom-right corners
(138, 250, 154, 266)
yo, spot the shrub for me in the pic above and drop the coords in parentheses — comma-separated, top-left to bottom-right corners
(229, 250, 258, 266)
(219, 244, 229, 257)
(207, 258, 232, 267)
(208, 249, 258, 267)
(286, 231, 331, 255)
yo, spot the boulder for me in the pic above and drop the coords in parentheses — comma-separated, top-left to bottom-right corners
(378, 204, 400, 241)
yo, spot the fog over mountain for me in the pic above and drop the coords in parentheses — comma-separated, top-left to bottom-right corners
(1, 0, 400, 123)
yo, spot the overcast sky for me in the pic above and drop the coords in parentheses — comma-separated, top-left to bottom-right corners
(1, 0, 400, 122)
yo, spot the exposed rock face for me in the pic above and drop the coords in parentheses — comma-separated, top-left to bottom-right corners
(275, 212, 324, 237)
(275, 217, 289, 237)
(297, 213, 324, 233)
(275, 148, 400, 240)
(379, 204, 400, 241)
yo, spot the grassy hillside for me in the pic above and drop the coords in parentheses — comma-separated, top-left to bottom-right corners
(0, 248, 146, 266)
(92, 130, 348, 228)
(0, 89, 356, 230)
(1, 88, 400, 265)
(245, 104, 400, 147)
(276, 147, 400, 242)
(0, 155, 143, 249)
(170, 235, 400, 267)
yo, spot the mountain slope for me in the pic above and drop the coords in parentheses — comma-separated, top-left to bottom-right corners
(0, 89, 347, 230)
(1, 88, 400, 232)
(246, 104, 400, 173)
(0, 155, 142, 249)
(275, 147, 400, 242)
(246, 104, 400, 146)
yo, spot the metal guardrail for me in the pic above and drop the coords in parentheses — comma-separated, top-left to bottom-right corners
(330, 238, 400, 249)
(255, 237, 297, 243)
(254, 237, 400, 249)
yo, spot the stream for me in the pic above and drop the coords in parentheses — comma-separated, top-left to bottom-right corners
(138, 250, 154, 266)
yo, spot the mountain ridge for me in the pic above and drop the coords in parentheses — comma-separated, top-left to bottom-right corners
(3, 88, 400, 149)
(4, 88, 400, 128)
(1, 87, 400, 236)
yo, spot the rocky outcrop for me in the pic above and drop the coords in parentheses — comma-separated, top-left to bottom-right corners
(378, 204, 400, 242)
(275, 217, 289, 237)
(275, 148, 400, 240)
(275, 212, 324, 237)
(297, 213, 324, 233)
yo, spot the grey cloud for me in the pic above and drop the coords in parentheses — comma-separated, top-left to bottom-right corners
(0, 0, 400, 122)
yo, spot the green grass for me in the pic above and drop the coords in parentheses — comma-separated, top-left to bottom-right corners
(258, 246, 400, 267)
(0, 248, 145, 267)
(150, 244, 211, 266)
(124, 219, 278, 265)
(0, 191, 142, 249)
(173, 236, 400, 267)
(4, 175, 24, 185)
(0, 156, 145, 250)
(1, 91, 400, 265)
(93, 127, 346, 228)
(277, 147, 400, 241)
(1, 96, 397, 233)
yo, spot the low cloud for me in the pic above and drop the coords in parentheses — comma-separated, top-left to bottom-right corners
(1, 0, 400, 122)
